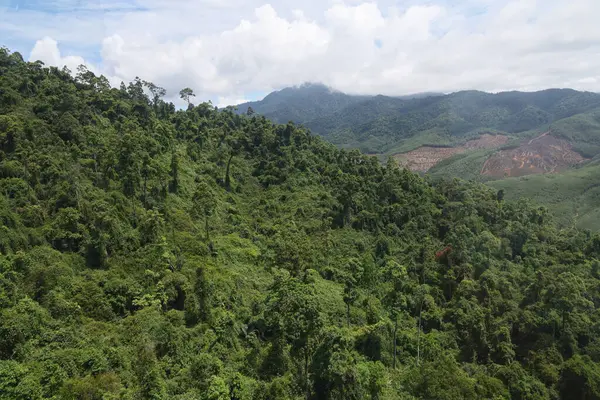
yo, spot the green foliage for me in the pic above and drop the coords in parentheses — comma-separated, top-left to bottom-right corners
(239, 85, 600, 154)
(2, 47, 600, 399)
(489, 160, 600, 230)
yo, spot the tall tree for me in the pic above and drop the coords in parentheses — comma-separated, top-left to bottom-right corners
(179, 87, 195, 106)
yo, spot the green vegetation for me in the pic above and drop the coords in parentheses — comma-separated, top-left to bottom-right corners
(4, 48, 600, 399)
(428, 150, 493, 182)
(551, 111, 600, 158)
(236, 83, 370, 127)
(237, 85, 600, 155)
(489, 160, 600, 231)
(312, 89, 600, 154)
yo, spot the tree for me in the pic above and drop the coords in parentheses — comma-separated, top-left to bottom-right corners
(342, 259, 362, 328)
(560, 355, 600, 399)
(169, 151, 179, 194)
(404, 355, 478, 400)
(204, 376, 229, 400)
(192, 181, 216, 241)
(128, 77, 148, 102)
(312, 328, 388, 399)
(134, 342, 167, 399)
(143, 80, 166, 107)
(343, 278, 358, 328)
(265, 272, 323, 400)
(4, 44, 600, 400)
(194, 266, 212, 323)
(383, 261, 409, 369)
(497, 189, 505, 202)
(179, 87, 195, 106)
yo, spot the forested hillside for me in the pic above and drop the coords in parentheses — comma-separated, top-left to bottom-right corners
(488, 160, 600, 231)
(235, 83, 369, 126)
(4, 48, 600, 399)
(234, 86, 600, 155)
(236, 85, 600, 231)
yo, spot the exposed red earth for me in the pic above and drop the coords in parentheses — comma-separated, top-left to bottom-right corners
(394, 132, 585, 177)
(480, 132, 585, 178)
(394, 134, 509, 172)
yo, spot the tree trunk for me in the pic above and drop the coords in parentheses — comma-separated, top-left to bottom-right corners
(417, 304, 422, 365)
(142, 175, 147, 208)
(225, 153, 234, 191)
(305, 349, 310, 400)
(346, 302, 350, 328)
(393, 317, 398, 369)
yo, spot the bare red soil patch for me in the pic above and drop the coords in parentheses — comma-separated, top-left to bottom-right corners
(395, 134, 508, 172)
(394, 147, 463, 172)
(464, 134, 509, 150)
(481, 133, 585, 178)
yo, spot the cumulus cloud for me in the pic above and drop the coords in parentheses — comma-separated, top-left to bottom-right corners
(216, 96, 252, 108)
(9, 0, 600, 104)
(29, 37, 92, 73)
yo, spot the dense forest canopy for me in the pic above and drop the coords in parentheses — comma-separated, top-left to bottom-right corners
(237, 84, 600, 232)
(3, 47, 600, 399)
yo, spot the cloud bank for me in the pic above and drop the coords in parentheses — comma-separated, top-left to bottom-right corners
(3, 0, 600, 105)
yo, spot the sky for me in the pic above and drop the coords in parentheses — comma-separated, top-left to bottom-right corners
(2, 0, 600, 106)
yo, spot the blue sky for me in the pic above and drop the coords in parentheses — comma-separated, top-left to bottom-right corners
(2, 0, 600, 106)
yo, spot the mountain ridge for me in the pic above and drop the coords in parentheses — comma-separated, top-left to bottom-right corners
(232, 85, 600, 155)
(231, 84, 600, 229)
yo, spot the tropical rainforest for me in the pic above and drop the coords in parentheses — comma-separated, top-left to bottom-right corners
(3, 47, 600, 399)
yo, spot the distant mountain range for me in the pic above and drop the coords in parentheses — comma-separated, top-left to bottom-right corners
(235, 84, 600, 155)
(233, 83, 600, 230)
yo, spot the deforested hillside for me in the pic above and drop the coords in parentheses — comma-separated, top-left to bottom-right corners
(3, 48, 600, 399)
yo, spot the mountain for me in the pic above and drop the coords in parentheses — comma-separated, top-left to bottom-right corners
(235, 83, 443, 129)
(234, 85, 600, 229)
(234, 86, 600, 155)
(5, 47, 600, 399)
(235, 83, 369, 124)
(314, 89, 600, 153)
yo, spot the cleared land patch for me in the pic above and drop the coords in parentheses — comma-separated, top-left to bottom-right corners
(481, 133, 585, 178)
(394, 134, 509, 172)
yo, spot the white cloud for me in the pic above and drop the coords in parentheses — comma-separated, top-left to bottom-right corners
(217, 96, 252, 108)
(29, 37, 91, 73)
(8, 0, 600, 105)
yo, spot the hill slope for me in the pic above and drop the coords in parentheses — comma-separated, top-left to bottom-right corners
(4, 48, 600, 399)
(235, 83, 369, 124)
(235, 86, 600, 155)
(488, 160, 600, 230)
(236, 85, 600, 229)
